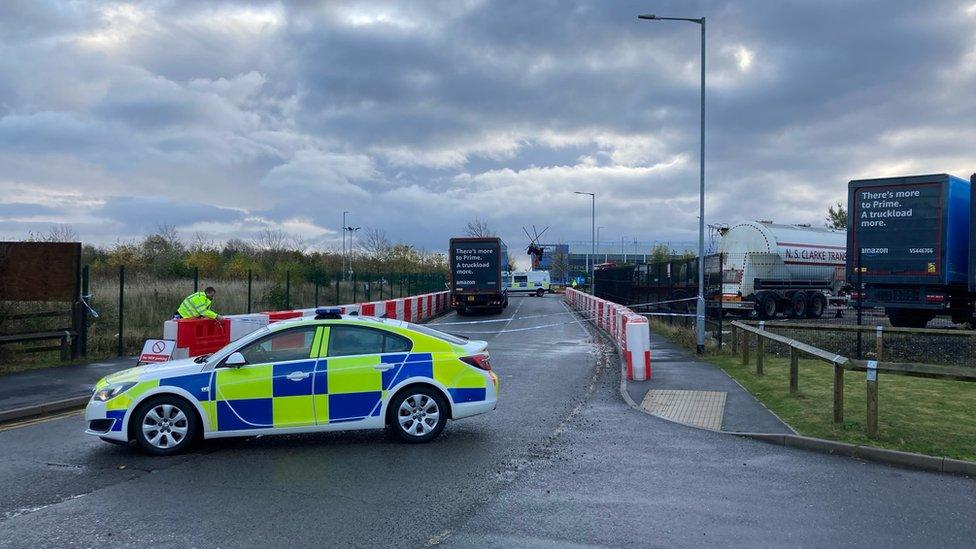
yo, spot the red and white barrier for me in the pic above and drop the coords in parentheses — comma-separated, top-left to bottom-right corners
(565, 288, 651, 381)
(162, 291, 452, 360)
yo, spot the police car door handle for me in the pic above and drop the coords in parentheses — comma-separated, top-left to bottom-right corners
(286, 371, 309, 381)
(373, 364, 394, 371)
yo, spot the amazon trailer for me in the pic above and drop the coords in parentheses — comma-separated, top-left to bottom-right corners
(449, 237, 509, 314)
(503, 270, 551, 297)
(719, 221, 848, 319)
(848, 173, 972, 327)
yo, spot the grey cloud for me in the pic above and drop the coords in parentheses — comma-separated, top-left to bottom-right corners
(98, 196, 246, 234)
(0, 202, 58, 218)
(1, 0, 975, 252)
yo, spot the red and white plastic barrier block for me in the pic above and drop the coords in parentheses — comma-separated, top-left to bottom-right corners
(162, 291, 451, 360)
(564, 288, 651, 381)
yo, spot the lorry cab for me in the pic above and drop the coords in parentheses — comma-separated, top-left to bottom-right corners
(503, 270, 551, 297)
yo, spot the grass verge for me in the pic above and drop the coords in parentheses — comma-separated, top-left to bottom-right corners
(651, 321, 976, 462)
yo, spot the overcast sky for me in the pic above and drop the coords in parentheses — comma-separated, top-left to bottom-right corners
(1, 0, 975, 254)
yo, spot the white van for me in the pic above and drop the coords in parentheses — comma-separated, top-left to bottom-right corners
(503, 270, 551, 297)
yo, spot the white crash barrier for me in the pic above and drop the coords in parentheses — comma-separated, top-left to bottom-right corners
(565, 288, 651, 381)
(160, 291, 452, 359)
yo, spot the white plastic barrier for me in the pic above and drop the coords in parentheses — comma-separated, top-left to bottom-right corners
(565, 288, 651, 381)
(161, 291, 452, 358)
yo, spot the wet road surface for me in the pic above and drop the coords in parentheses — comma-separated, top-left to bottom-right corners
(0, 295, 973, 547)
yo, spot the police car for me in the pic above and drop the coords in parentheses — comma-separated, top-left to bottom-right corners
(85, 309, 498, 455)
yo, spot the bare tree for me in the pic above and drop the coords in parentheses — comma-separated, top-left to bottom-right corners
(361, 227, 393, 257)
(464, 218, 495, 237)
(254, 228, 290, 254)
(25, 224, 78, 242)
(155, 224, 182, 247)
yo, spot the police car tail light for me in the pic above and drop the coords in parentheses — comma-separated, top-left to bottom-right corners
(460, 353, 491, 371)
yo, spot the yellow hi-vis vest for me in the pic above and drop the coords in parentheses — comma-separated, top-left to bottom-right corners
(177, 291, 217, 319)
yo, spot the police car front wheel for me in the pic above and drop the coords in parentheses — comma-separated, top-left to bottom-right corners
(133, 396, 199, 455)
(388, 388, 447, 443)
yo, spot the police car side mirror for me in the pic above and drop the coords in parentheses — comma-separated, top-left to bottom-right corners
(224, 352, 247, 368)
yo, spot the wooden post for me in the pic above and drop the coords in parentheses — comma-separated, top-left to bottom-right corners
(789, 346, 799, 394)
(756, 334, 764, 375)
(833, 363, 844, 423)
(867, 361, 879, 438)
(731, 324, 738, 354)
(740, 328, 749, 365)
(875, 326, 884, 361)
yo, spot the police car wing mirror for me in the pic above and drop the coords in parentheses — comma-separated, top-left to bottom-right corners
(225, 352, 247, 367)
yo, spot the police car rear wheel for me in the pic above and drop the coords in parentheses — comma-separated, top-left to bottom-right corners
(133, 396, 198, 455)
(389, 388, 447, 443)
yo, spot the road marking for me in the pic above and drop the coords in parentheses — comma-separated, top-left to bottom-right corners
(0, 409, 83, 433)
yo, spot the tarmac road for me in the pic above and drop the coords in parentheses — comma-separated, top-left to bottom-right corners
(0, 294, 973, 548)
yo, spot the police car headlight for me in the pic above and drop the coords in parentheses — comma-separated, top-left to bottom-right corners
(94, 382, 136, 402)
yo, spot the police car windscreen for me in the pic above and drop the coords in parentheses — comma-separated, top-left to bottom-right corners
(452, 242, 499, 290)
(853, 183, 941, 276)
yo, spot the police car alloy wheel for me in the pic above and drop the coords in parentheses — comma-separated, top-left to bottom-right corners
(389, 388, 447, 443)
(133, 396, 198, 455)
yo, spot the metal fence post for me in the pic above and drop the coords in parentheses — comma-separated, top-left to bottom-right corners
(335, 270, 341, 305)
(117, 265, 125, 357)
(80, 265, 89, 358)
(193, 266, 199, 292)
(247, 269, 252, 314)
(285, 271, 291, 309)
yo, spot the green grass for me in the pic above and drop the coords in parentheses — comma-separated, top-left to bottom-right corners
(712, 353, 976, 462)
(649, 321, 976, 462)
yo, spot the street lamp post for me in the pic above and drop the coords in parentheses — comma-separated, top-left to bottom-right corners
(341, 211, 350, 278)
(575, 191, 596, 291)
(597, 226, 606, 263)
(638, 13, 707, 354)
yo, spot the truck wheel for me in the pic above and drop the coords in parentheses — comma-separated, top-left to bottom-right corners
(789, 293, 806, 318)
(755, 292, 777, 320)
(886, 308, 932, 328)
(536, 288, 545, 297)
(806, 292, 826, 319)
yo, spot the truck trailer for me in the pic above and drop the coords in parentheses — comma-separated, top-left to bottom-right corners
(449, 237, 508, 314)
(719, 221, 847, 319)
(847, 173, 972, 327)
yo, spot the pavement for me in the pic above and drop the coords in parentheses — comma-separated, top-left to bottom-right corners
(625, 332, 795, 434)
(0, 295, 974, 547)
(0, 356, 137, 418)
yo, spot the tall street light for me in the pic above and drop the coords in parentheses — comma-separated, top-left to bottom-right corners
(638, 13, 707, 355)
(597, 226, 606, 262)
(341, 211, 350, 279)
(575, 191, 596, 291)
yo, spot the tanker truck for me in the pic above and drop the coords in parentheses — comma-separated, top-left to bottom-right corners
(718, 221, 848, 319)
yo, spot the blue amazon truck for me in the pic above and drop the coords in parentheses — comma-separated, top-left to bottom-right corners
(847, 173, 973, 327)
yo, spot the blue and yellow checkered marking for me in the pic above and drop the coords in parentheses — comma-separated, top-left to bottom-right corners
(96, 320, 494, 435)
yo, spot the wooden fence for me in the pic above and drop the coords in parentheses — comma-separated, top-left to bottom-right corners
(730, 320, 976, 438)
(736, 320, 976, 362)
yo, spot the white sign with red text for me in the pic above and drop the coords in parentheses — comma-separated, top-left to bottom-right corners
(140, 339, 176, 363)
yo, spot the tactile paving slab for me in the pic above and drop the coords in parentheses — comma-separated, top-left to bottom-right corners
(640, 389, 727, 431)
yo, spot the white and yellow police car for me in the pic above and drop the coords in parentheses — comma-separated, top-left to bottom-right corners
(86, 309, 498, 455)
